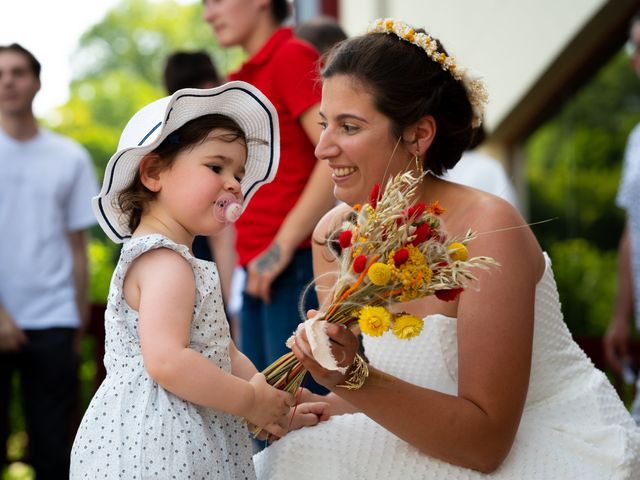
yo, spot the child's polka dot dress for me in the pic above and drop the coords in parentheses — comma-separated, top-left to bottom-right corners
(71, 234, 255, 479)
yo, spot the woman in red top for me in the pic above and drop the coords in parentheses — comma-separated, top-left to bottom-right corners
(202, 0, 335, 381)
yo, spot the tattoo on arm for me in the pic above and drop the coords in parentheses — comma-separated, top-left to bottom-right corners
(255, 244, 281, 273)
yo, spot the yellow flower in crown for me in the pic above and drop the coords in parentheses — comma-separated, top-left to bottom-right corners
(448, 242, 469, 262)
(358, 306, 392, 336)
(367, 18, 489, 128)
(368, 262, 392, 286)
(403, 28, 415, 42)
(393, 314, 424, 339)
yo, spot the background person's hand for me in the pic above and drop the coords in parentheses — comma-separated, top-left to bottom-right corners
(604, 314, 632, 375)
(0, 308, 27, 352)
(245, 242, 293, 303)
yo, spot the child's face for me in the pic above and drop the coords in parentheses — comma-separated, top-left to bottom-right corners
(156, 129, 247, 237)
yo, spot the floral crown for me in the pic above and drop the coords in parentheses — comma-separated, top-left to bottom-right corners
(367, 18, 488, 128)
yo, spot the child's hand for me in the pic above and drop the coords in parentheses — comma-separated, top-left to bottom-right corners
(252, 402, 331, 445)
(249, 422, 284, 443)
(288, 401, 331, 431)
(245, 373, 294, 430)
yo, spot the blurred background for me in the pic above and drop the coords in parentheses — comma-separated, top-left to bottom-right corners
(2, 0, 640, 477)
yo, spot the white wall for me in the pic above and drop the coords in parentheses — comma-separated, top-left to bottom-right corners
(339, 0, 607, 130)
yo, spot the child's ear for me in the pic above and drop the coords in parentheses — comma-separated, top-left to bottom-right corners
(139, 154, 163, 192)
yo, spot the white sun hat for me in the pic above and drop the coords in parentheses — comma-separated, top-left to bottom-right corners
(92, 80, 280, 243)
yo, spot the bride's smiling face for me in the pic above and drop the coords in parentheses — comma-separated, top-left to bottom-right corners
(315, 74, 412, 206)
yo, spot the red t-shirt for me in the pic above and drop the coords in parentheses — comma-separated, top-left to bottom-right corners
(230, 28, 321, 266)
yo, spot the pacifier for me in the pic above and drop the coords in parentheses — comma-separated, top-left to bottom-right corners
(213, 192, 243, 225)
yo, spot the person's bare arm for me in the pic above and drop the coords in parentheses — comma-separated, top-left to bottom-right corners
(0, 303, 27, 352)
(229, 338, 258, 381)
(69, 229, 90, 331)
(245, 105, 336, 303)
(129, 248, 293, 431)
(272, 105, 335, 255)
(604, 220, 634, 374)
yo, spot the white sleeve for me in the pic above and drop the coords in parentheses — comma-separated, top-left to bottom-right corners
(617, 125, 640, 211)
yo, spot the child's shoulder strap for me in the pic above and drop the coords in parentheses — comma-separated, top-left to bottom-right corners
(117, 234, 195, 276)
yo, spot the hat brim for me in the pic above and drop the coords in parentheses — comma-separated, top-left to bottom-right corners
(92, 81, 280, 243)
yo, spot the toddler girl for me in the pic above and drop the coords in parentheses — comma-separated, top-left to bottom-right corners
(70, 82, 324, 479)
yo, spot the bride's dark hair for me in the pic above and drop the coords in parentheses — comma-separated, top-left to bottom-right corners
(320, 31, 475, 176)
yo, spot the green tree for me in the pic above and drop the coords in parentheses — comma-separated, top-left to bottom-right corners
(74, 0, 243, 88)
(525, 50, 640, 336)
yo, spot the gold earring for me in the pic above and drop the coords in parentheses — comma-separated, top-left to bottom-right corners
(413, 147, 424, 178)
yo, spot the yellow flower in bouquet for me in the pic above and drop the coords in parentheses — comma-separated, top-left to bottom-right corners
(393, 313, 424, 339)
(260, 170, 498, 395)
(448, 242, 469, 262)
(358, 306, 392, 336)
(367, 263, 392, 286)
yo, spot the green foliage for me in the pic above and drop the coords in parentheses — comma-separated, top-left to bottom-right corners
(528, 164, 623, 250)
(2, 373, 30, 478)
(74, 0, 243, 85)
(2, 459, 33, 480)
(88, 236, 116, 303)
(549, 239, 617, 335)
(525, 50, 640, 335)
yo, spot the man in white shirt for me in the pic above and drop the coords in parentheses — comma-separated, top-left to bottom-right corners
(605, 11, 640, 425)
(0, 44, 98, 478)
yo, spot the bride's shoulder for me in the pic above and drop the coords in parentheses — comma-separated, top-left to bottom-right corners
(456, 190, 545, 278)
(451, 186, 524, 232)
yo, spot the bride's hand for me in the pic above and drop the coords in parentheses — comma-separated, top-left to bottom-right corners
(291, 322, 359, 389)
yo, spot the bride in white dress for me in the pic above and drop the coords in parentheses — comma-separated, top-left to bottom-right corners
(254, 19, 640, 479)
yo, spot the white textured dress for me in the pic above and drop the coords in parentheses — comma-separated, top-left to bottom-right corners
(254, 253, 640, 479)
(71, 235, 255, 480)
